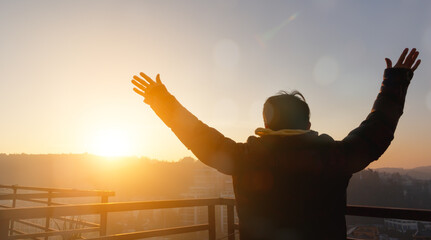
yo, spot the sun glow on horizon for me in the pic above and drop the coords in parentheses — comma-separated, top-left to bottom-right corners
(90, 129, 132, 158)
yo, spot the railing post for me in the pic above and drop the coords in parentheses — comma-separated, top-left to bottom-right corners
(0, 219, 9, 239)
(99, 195, 108, 236)
(208, 205, 216, 240)
(227, 205, 235, 240)
(44, 190, 52, 240)
(9, 186, 17, 236)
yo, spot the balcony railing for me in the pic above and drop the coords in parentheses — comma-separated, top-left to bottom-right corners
(1, 185, 431, 240)
(0, 185, 115, 240)
(0, 197, 237, 240)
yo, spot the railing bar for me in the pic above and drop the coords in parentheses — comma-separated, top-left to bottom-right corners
(4, 200, 431, 222)
(15, 219, 56, 231)
(346, 205, 431, 221)
(7, 227, 99, 240)
(11, 229, 25, 234)
(9, 187, 17, 236)
(53, 217, 100, 228)
(86, 224, 209, 240)
(11, 229, 43, 240)
(99, 195, 108, 236)
(0, 198, 223, 220)
(0, 185, 114, 195)
(0, 205, 11, 208)
(208, 205, 216, 240)
(219, 198, 235, 206)
(44, 191, 52, 240)
(0, 192, 115, 201)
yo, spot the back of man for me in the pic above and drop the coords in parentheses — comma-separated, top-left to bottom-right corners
(131, 48, 421, 240)
(227, 132, 347, 239)
(233, 132, 350, 239)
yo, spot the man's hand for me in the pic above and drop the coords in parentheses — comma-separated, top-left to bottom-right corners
(131, 72, 164, 100)
(385, 48, 421, 72)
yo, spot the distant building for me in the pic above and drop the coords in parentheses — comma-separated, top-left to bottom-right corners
(179, 163, 237, 239)
(384, 219, 431, 233)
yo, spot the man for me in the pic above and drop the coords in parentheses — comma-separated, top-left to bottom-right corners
(131, 48, 421, 239)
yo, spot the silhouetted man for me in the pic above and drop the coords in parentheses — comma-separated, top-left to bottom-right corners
(131, 48, 421, 240)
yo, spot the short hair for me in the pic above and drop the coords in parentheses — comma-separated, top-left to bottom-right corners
(263, 90, 310, 130)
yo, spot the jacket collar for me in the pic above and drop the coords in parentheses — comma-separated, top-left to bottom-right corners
(255, 127, 311, 137)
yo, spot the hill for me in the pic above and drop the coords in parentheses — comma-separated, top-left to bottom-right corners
(374, 165, 431, 180)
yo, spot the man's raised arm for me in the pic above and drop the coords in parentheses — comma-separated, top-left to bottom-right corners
(336, 48, 421, 173)
(131, 73, 245, 175)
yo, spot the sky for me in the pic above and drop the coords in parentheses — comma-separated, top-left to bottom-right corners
(0, 0, 430, 168)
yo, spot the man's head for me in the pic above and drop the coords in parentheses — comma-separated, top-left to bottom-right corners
(263, 91, 311, 130)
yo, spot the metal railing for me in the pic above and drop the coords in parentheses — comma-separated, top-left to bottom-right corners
(0, 185, 114, 240)
(1, 186, 431, 240)
(0, 198, 237, 240)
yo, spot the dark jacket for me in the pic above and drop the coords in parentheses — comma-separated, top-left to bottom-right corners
(144, 68, 413, 239)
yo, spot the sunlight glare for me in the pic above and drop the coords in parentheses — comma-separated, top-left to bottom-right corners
(91, 129, 132, 157)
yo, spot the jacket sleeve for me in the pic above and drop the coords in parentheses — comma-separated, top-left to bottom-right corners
(334, 68, 413, 173)
(143, 85, 245, 175)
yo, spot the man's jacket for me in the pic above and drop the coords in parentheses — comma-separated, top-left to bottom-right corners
(144, 68, 413, 240)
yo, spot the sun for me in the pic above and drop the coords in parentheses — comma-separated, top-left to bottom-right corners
(91, 129, 131, 157)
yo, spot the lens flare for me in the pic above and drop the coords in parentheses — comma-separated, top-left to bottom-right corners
(256, 12, 300, 48)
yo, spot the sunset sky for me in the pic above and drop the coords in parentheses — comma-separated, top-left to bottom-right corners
(0, 0, 430, 168)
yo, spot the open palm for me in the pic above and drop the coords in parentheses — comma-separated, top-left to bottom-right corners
(385, 48, 421, 72)
(131, 72, 164, 101)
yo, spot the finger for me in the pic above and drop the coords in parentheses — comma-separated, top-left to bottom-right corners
(140, 72, 156, 84)
(131, 79, 147, 92)
(410, 51, 419, 64)
(133, 87, 146, 98)
(156, 74, 162, 84)
(412, 59, 421, 72)
(404, 48, 417, 66)
(396, 48, 409, 66)
(385, 58, 392, 68)
(133, 75, 149, 87)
